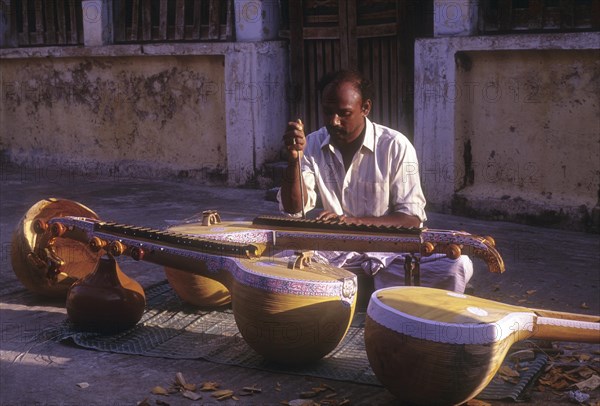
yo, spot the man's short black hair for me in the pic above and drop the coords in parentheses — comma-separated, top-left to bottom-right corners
(317, 70, 374, 103)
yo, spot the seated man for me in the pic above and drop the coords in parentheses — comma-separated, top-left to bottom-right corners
(278, 69, 473, 294)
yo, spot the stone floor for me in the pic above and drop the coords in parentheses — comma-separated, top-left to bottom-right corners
(1, 163, 598, 405)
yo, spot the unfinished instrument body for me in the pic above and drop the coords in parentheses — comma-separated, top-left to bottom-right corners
(365, 286, 600, 405)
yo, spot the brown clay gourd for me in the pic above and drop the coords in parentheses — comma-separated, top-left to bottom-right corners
(66, 254, 146, 333)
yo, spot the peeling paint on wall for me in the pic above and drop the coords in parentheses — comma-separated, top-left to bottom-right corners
(454, 50, 599, 208)
(0, 55, 227, 177)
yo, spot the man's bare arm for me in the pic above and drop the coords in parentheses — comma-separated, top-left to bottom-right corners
(280, 120, 308, 214)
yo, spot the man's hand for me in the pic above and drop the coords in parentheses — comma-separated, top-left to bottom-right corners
(283, 119, 305, 162)
(317, 210, 348, 223)
(316, 211, 421, 228)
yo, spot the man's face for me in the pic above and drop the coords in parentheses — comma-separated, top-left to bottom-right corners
(321, 81, 369, 146)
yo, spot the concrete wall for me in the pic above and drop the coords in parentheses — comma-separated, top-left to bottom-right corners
(0, 41, 289, 185)
(414, 32, 600, 230)
(1, 55, 226, 178)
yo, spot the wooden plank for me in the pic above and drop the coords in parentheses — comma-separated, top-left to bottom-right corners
(333, 37, 341, 72)
(76, 0, 84, 43)
(357, 9, 398, 23)
(6, 0, 18, 47)
(346, 0, 358, 68)
(338, 0, 349, 68)
(389, 35, 399, 131)
(225, 0, 233, 40)
(396, 0, 412, 135)
(361, 38, 372, 115)
(45, 0, 57, 44)
(498, 0, 512, 31)
(158, 0, 168, 40)
(208, 0, 220, 39)
(356, 23, 397, 38)
(528, 0, 543, 29)
(479, 0, 496, 32)
(67, 0, 78, 43)
(306, 40, 318, 130)
(115, 0, 127, 42)
(315, 40, 325, 117)
(559, 0, 575, 29)
(141, 0, 152, 41)
(175, 0, 185, 40)
(593, 0, 600, 29)
(56, 0, 66, 44)
(192, 0, 202, 40)
(34, 0, 44, 44)
(302, 26, 340, 39)
(381, 38, 390, 127)
(371, 38, 380, 123)
(304, 15, 338, 24)
(130, 0, 140, 41)
(20, 0, 30, 46)
(328, 39, 338, 74)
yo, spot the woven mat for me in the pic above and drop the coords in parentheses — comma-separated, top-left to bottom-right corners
(41, 281, 378, 385)
(478, 353, 548, 401)
(39, 281, 547, 396)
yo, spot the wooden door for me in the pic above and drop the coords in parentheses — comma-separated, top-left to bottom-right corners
(281, 0, 432, 139)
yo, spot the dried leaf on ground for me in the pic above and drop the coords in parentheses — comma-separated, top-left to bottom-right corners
(151, 386, 169, 396)
(200, 381, 220, 391)
(576, 353, 592, 362)
(211, 389, 234, 400)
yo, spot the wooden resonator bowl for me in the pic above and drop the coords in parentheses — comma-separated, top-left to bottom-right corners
(365, 287, 600, 406)
(162, 221, 358, 365)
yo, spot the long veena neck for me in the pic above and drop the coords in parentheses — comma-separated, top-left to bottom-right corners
(531, 309, 600, 343)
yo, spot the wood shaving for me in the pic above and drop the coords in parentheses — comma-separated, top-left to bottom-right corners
(182, 390, 202, 401)
(574, 374, 600, 391)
